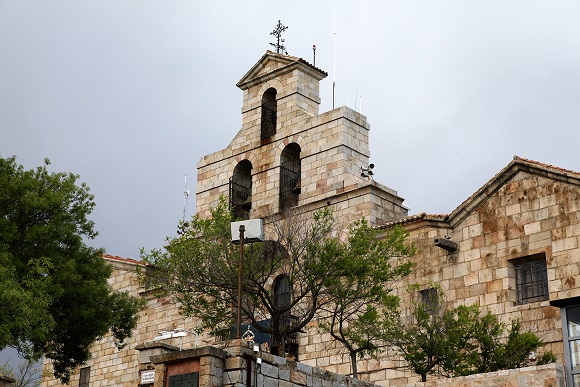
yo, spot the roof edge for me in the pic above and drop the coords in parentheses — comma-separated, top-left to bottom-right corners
(447, 156, 580, 227)
(236, 51, 327, 90)
(103, 253, 145, 266)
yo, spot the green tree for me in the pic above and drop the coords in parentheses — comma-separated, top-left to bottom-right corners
(320, 220, 414, 379)
(0, 156, 143, 383)
(385, 286, 553, 382)
(470, 315, 548, 375)
(143, 197, 374, 357)
(384, 287, 478, 382)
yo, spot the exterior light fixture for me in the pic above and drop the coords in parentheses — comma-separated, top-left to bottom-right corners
(230, 219, 264, 339)
(153, 328, 196, 350)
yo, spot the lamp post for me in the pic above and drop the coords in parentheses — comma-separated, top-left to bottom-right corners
(236, 225, 245, 339)
(230, 219, 264, 339)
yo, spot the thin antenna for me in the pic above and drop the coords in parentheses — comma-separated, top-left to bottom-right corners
(333, 33, 336, 109)
(354, 89, 358, 111)
(360, 96, 362, 115)
(182, 175, 189, 223)
(178, 176, 190, 235)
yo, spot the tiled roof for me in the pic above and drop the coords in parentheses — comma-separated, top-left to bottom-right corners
(265, 50, 329, 77)
(237, 51, 328, 88)
(103, 253, 144, 266)
(513, 156, 580, 177)
(375, 212, 448, 230)
(376, 156, 580, 231)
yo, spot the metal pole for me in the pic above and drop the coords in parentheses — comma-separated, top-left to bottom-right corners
(236, 225, 245, 339)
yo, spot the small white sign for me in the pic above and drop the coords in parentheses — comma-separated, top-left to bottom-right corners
(140, 370, 155, 384)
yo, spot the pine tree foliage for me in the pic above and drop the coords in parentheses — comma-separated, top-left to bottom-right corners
(0, 156, 143, 383)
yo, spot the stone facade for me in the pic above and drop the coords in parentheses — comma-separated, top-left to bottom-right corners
(41, 51, 580, 386)
(297, 156, 580, 385)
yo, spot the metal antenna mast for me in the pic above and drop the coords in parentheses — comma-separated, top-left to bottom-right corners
(182, 175, 189, 224)
(270, 20, 288, 54)
(178, 175, 190, 235)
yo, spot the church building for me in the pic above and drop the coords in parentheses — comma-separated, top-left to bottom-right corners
(41, 50, 579, 387)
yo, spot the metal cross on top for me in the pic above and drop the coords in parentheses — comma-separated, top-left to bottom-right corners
(270, 20, 288, 54)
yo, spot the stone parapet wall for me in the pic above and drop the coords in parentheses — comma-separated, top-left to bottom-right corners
(148, 344, 563, 387)
(150, 343, 380, 387)
(405, 363, 564, 387)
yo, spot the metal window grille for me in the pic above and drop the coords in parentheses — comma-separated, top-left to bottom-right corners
(229, 175, 251, 220)
(279, 159, 300, 211)
(515, 256, 548, 304)
(419, 288, 438, 313)
(79, 367, 90, 387)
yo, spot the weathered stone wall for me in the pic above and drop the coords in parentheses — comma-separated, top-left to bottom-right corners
(406, 363, 564, 387)
(150, 343, 381, 387)
(147, 344, 563, 387)
(299, 165, 579, 386)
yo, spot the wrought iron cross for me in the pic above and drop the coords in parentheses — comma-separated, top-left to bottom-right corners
(270, 20, 288, 54)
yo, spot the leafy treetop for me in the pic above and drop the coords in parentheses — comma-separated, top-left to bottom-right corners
(0, 156, 143, 383)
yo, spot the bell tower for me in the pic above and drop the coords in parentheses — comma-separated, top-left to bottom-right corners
(196, 51, 408, 229)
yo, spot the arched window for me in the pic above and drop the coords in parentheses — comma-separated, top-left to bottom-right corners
(279, 143, 301, 212)
(229, 160, 252, 220)
(261, 88, 277, 141)
(271, 274, 292, 355)
(273, 274, 291, 314)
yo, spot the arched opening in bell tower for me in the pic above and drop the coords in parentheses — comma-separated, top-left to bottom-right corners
(229, 160, 252, 220)
(279, 143, 301, 212)
(261, 88, 277, 141)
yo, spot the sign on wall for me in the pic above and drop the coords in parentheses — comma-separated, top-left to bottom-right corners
(140, 370, 155, 384)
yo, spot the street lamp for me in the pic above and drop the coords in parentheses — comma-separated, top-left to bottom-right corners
(154, 328, 197, 350)
(230, 219, 264, 338)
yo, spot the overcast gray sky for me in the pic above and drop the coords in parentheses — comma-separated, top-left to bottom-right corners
(2, 0, 580, 372)
(2, 1, 580, 262)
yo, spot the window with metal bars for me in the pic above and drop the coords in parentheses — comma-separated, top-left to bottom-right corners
(419, 288, 438, 314)
(513, 253, 549, 305)
(229, 160, 252, 220)
(279, 144, 301, 212)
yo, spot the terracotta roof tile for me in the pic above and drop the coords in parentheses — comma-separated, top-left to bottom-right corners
(513, 156, 580, 177)
(375, 212, 448, 229)
(265, 50, 328, 76)
(103, 253, 144, 266)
